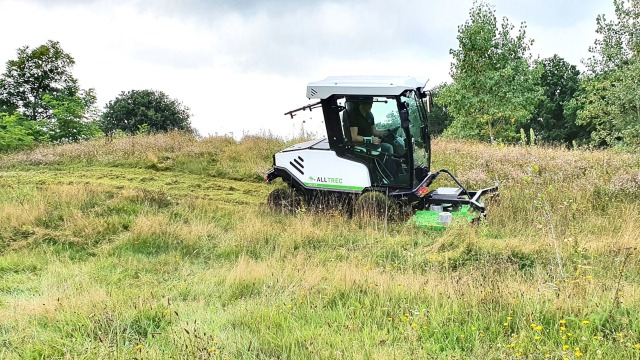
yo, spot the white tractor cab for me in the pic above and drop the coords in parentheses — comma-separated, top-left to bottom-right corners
(266, 76, 498, 228)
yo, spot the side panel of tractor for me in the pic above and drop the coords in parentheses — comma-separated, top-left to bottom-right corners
(275, 150, 370, 192)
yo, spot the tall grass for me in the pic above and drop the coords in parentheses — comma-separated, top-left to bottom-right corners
(0, 133, 639, 359)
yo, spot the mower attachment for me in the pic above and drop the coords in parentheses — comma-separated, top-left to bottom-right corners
(410, 169, 498, 229)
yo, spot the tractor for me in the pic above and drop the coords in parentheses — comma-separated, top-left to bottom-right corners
(265, 76, 497, 228)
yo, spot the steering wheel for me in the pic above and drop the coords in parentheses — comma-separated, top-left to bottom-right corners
(381, 126, 401, 143)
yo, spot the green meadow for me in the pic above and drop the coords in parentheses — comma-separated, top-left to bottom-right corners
(0, 132, 639, 359)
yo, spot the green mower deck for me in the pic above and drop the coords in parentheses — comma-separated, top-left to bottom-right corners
(409, 205, 476, 230)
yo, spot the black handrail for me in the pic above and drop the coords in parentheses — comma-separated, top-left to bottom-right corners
(284, 101, 322, 119)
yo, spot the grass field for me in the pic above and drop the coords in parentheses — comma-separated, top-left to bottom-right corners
(0, 132, 639, 359)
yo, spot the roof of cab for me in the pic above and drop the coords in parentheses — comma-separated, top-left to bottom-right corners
(306, 76, 428, 99)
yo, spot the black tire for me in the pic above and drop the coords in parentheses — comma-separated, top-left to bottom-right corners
(267, 188, 301, 214)
(354, 191, 397, 221)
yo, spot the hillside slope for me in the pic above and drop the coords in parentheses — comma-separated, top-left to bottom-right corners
(1, 133, 639, 359)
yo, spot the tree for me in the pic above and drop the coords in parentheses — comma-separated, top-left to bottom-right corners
(584, 0, 640, 74)
(43, 89, 102, 143)
(572, 0, 640, 148)
(437, 1, 543, 142)
(101, 89, 192, 135)
(0, 40, 100, 144)
(528, 55, 589, 145)
(0, 40, 79, 122)
(427, 84, 454, 136)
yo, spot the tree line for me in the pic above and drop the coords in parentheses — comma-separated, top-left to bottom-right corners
(429, 0, 640, 150)
(0, 40, 192, 152)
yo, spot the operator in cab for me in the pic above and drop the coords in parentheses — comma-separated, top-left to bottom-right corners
(347, 97, 404, 156)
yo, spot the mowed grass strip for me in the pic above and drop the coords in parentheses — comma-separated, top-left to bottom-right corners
(0, 133, 639, 359)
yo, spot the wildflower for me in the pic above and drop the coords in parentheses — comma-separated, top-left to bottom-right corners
(567, 332, 573, 338)
(460, 334, 465, 339)
(535, 325, 543, 332)
(634, 343, 640, 350)
(411, 323, 418, 328)
(135, 344, 143, 351)
(507, 343, 516, 349)
(535, 336, 541, 341)
(575, 349, 583, 357)
(164, 308, 171, 315)
(581, 320, 590, 326)
(208, 347, 216, 353)
(507, 316, 513, 321)
(559, 320, 566, 325)
(562, 345, 569, 350)
(479, 333, 485, 337)
(388, 317, 393, 321)
(560, 326, 566, 332)
(503, 322, 509, 327)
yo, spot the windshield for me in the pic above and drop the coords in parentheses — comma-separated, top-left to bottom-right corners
(374, 94, 429, 168)
(335, 94, 429, 187)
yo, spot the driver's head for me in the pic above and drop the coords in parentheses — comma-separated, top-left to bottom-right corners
(358, 97, 373, 115)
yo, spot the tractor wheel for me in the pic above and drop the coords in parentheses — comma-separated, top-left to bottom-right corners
(394, 200, 413, 222)
(354, 192, 397, 221)
(267, 188, 302, 214)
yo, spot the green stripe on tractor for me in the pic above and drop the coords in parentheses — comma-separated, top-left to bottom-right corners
(303, 182, 364, 191)
(410, 205, 476, 230)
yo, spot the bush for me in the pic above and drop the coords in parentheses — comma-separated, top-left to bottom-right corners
(0, 113, 35, 152)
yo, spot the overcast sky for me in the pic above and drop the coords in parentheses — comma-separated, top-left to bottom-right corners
(0, 0, 614, 138)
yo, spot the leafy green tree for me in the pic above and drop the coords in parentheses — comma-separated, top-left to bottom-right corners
(528, 55, 589, 145)
(572, 61, 640, 147)
(572, 0, 640, 148)
(427, 84, 454, 136)
(0, 40, 80, 122)
(437, 1, 543, 142)
(101, 89, 192, 135)
(43, 89, 102, 142)
(0, 40, 100, 144)
(0, 113, 35, 152)
(584, 0, 640, 74)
